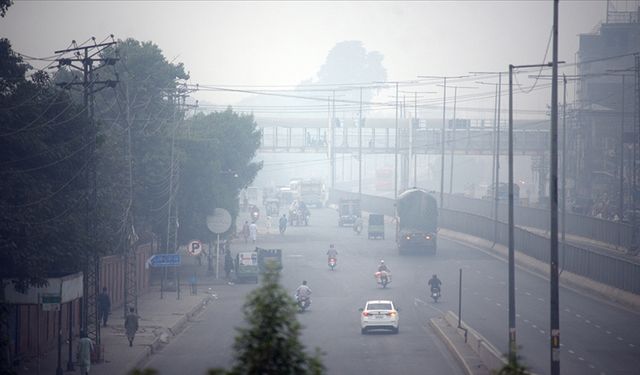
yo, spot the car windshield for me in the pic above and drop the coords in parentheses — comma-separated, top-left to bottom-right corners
(367, 303, 393, 311)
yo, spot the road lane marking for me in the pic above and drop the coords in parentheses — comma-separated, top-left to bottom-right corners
(525, 292, 531, 296)
(568, 349, 575, 354)
(496, 303, 502, 307)
(537, 297, 544, 302)
(539, 330, 545, 334)
(565, 308, 571, 312)
(606, 330, 612, 334)
(578, 357, 585, 361)
(585, 320, 591, 324)
(594, 324, 601, 329)
(616, 337, 623, 341)
(576, 314, 582, 318)
(629, 343, 635, 348)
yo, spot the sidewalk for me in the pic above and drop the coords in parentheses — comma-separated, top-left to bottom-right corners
(17, 283, 217, 375)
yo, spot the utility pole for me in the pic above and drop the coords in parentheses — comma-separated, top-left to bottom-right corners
(55, 36, 118, 360)
(634, 54, 640, 253)
(358, 87, 363, 199)
(393, 82, 399, 200)
(418, 75, 468, 208)
(447, 85, 477, 194)
(550, 1, 560, 373)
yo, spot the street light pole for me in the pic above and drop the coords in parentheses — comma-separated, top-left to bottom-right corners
(395, 82, 399, 200)
(359, 86, 363, 199)
(550, 2, 560, 373)
(440, 77, 447, 207)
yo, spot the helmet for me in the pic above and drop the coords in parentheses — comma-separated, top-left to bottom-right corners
(380, 260, 385, 264)
(302, 280, 307, 285)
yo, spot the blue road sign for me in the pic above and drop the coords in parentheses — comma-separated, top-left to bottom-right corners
(148, 254, 181, 267)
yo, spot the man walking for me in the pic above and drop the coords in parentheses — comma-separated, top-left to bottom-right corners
(124, 307, 139, 347)
(97, 287, 111, 327)
(224, 249, 234, 280)
(249, 222, 257, 244)
(76, 330, 93, 375)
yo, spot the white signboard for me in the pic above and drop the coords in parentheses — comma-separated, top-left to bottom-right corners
(207, 208, 232, 234)
(187, 240, 203, 256)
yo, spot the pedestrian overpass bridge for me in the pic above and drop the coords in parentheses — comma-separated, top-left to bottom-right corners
(255, 117, 551, 156)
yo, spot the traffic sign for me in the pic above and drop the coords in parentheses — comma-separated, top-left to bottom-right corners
(207, 208, 232, 234)
(40, 293, 61, 311)
(147, 254, 181, 267)
(187, 240, 203, 256)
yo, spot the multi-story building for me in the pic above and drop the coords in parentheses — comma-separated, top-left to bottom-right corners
(574, 1, 639, 220)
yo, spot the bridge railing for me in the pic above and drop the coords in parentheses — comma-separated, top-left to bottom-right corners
(442, 193, 634, 250)
(328, 189, 640, 295)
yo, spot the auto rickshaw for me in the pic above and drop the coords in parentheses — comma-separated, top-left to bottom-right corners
(265, 198, 279, 216)
(338, 198, 361, 226)
(367, 213, 385, 239)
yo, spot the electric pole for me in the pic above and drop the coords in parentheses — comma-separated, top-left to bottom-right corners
(550, 1, 560, 373)
(55, 36, 118, 360)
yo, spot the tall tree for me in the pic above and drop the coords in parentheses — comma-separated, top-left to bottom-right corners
(178, 108, 262, 242)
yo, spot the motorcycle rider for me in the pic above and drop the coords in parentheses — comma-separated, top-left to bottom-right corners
(279, 214, 287, 234)
(353, 215, 363, 234)
(428, 274, 442, 293)
(295, 280, 312, 306)
(326, 244, 338, 260)
(377, 260, 390, 273)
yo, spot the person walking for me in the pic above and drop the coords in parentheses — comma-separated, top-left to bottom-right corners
(76, 330, 93, 375)
(249, 222, 257, 244)
(241, 221, 250, 243)
(97, 287, 111, 327)
(124, 307, 139, 347)
(189, 272, 197, 295)
(224, 250, 234, 280)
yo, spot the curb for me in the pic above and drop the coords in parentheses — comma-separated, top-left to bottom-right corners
(429, 317, 478, 375)
(131, 294, 214, 371)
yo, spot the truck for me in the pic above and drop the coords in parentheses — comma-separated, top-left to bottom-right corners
(396, 188, 438, 255)
(290, 179, 324, 207)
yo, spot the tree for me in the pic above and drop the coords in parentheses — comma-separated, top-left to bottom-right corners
(224, 267, 324, 375)
(177, 108, 262, 242)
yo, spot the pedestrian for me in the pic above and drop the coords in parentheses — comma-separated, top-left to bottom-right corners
(266, 215, 272, 234)
(241, 221, 250, 243)
(189, 272, 197, 295)
(224, 250, 234, 280)
(76, 330, 93, 375)
(124, 307, 139, 347)
(249, 222, 257, 244)
(97, 287, 111, 327)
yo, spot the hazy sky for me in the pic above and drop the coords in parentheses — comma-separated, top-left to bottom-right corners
(1, 1, 607, 117)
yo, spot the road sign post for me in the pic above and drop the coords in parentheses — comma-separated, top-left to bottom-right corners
(207, 208, 232, 280)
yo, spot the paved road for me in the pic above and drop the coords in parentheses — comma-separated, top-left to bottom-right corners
(145, 207, 640, 375)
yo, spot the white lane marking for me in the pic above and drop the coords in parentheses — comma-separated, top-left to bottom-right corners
(585, 320, 591, 324)
(525, 292, 532, 296)
(539, 330, 545, 334)
(565, 308, 571, 313)
(616, 337, 623, 341)
(606, 330, 612, 335)
(578, 357, 585, 361)
(496, 303, 502, 307)
(594, 324, 601, 329)
(537, 297, 544, 302)
(560, 343, 564, 347)
(589, 364, 596, 369)
(568, 349, 575, 354)
(629, 343, 635, 348)
(576, 314, 582, 318)
(532, 324, 538, 329)
(524, 319, 530, 323)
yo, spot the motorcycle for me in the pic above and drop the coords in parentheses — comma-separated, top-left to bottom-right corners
(328, 257, 337, 271)
(430, 286, 441, 303)
(374, 271, 392, 288)
(296, 295, 311, 312)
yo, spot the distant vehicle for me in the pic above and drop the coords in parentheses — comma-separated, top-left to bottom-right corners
(290, 179, 324, 207)
(360, 300, 399, 334)
(483, 182, 520, 201)
(338, 199, 361, 227)
(396, 188, 438, 255)
(276, 187, 295, 207)
(367, 213, 385, 240)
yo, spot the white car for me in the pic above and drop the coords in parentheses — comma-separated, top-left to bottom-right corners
(360, 300, 399, 334)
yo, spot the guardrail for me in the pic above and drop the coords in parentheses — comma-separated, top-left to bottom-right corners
(442, 193, 635, 250)
(329, 189, 640, 295)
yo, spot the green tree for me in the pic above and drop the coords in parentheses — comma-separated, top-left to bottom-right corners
(223, 267, 324, 375)
(177, 108, 262, 242)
